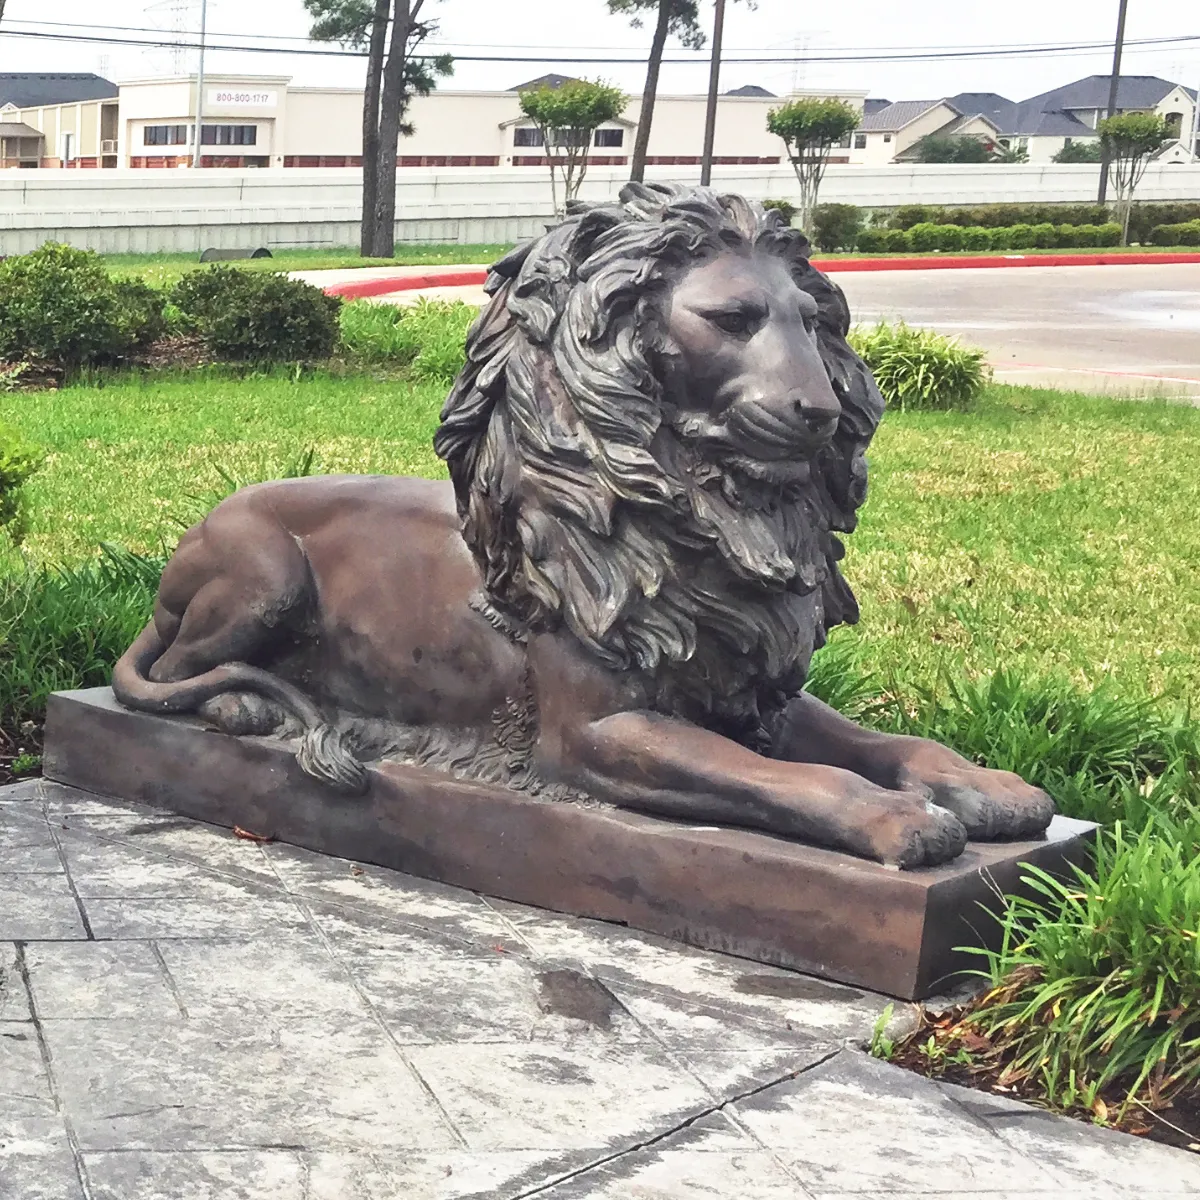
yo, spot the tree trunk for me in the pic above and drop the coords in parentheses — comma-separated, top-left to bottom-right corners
(371, 0, 419, 258)
(359, 0, 390, 257)
(629, 0, 671, 183)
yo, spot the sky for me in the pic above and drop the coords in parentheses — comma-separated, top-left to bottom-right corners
(1, 0, 1198, 103)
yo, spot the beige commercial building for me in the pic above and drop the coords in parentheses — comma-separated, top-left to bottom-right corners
(1, 73, 868, 171)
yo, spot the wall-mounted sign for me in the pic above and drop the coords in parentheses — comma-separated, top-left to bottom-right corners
(208, 89, 278, 108)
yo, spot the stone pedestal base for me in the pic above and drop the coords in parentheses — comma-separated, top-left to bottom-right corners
(43, 688, 1094, 1000)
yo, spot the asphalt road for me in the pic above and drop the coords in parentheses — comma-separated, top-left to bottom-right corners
(837, 262, 1200, 402)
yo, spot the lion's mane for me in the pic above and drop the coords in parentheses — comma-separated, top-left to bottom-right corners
(434, 182, 884, 740)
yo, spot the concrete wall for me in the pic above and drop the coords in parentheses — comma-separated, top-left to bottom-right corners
(1, 161, 1197, 254)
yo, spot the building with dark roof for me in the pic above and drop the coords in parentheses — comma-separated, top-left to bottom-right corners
(724, 85, 775, 98)
(0, 73, 117, 108)
(0, 71, 869, 170)
(850, 98, 1001, 164)
(849, 74, 1197, 165)
(508, 74, 580, 92)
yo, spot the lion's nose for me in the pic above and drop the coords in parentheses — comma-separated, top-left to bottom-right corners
(789, 388, 840, 438)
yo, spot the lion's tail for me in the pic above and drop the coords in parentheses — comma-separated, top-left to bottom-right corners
(111, 622, 368, 794)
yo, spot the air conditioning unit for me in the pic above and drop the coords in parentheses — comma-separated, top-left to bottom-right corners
(101, 140, 118, 155)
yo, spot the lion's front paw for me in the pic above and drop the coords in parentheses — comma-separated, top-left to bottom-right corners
(896, 746, 1054, 842)
(850, 788, 968, 869)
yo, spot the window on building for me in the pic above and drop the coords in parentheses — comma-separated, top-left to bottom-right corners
(854, 133, 866, 149)
(144, 124, 189, 146)
(513, 127, 543, 147)
(1164, 111, 1183, 138)
(836, 134, 852, 149)
(883, 134, 891, 143)
(201, 125, 258, 146)
(594, 128, 624, 147)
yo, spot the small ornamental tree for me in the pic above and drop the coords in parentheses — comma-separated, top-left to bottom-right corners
(767, 97, 859, 235)
(1099, 112, 1171, 244)
(519, 79, 627, 214)
(1052, 140, 1103, 164)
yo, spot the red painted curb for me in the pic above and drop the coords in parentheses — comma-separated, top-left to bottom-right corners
(815, 252, 1200, 272)
(327, 268, 487, 298)
(323, 252, 1200, 296)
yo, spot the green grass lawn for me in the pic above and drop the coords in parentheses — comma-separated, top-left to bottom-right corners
(102, 244, 511, 289)
(4, 373, 1199, 704)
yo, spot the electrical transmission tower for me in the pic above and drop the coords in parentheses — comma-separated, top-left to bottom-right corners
(145, 0, 191, 75)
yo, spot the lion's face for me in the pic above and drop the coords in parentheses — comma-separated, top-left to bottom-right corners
(436, 182, 886, 720)
(661, 247, 842, 472)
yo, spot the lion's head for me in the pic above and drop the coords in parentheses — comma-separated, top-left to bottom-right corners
(435, 182, 884, 737)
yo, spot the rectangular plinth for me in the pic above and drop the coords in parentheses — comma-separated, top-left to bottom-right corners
(42, 688, 1095, 1000)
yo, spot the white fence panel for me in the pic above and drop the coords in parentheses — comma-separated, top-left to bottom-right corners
(1, 163, 1197, 255)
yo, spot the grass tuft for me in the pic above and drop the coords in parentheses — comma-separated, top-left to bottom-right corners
(338, 298, 475, 381)
(0, 542, 159, 727)
(952, 808, 1200, 1121)
(849, 321, 991, 411)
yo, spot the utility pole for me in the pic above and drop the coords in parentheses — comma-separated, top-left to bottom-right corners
(699, 0, 726, 186)
(192, 0, 208, 168)
(1190, 76, 1200, 162)
(1097, 0, 1129, 203)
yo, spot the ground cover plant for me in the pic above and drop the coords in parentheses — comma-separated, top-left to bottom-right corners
(339, 298, 477, 380)
(848, 322, 990, 411)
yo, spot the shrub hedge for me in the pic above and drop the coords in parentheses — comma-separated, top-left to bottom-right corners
(0, 244, 166, 370)
(809, 202, 863, 251)
(1148, 220, 1200, 246)
(888, 201, 1200, 243)
(171, 267, 342, 363)
(854, 221, 1122, 252)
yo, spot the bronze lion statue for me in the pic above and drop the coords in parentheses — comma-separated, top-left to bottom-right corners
(113, 182, 1053, 868)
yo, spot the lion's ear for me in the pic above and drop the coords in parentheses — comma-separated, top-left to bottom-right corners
(566, 207, 623, 264)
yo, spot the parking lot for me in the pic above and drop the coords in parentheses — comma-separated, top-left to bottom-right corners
(838, 262, 1200, 402)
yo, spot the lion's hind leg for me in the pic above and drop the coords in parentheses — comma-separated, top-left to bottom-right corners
(115, 527, 368, 795)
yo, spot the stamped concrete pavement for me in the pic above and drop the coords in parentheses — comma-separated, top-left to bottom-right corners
(2, 778, 1196, 1199)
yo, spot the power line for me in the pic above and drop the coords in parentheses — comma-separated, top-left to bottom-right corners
(5, 16, 1197, 59)
(1, 23, 1199, 65)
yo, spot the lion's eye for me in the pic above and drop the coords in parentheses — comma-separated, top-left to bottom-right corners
(709, 310, 756, 336)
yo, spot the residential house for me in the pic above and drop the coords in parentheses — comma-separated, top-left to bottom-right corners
(853, 75, 1198, 165)
(847, 100, 1000, 165)
(1022, 74, 1196, 148)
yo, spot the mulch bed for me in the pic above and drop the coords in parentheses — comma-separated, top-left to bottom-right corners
(1, 338, 211, 393)
(0, 719, 43, 788)
(891, 1003, 1200, 1156)
(131, 335, 211, 372)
